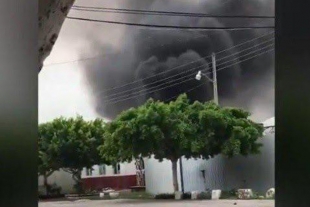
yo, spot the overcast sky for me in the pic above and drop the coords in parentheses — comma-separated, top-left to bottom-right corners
(39, 0, 125, 123)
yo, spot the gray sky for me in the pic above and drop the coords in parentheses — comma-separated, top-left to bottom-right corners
(39, 0, 125, 123)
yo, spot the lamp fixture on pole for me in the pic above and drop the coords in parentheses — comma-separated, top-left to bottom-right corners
(195, 53, 218, 104)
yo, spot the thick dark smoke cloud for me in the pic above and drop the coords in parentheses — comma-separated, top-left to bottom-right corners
(81, 0, 275, 121)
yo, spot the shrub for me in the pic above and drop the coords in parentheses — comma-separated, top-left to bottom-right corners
(183, 192, 192, 199)
(197, 191, 212, 200)
(154, 192, 193, 200)
(154, 193, 175, 199)
(220, 189, 238, 199)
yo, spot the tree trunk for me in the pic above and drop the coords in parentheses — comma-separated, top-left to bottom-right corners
(43, 173, 49, 195)
(171, 160, 179, 192)
(72, 170, 83, 194)
(43, 171, 54, 195)
(39, 0, 75, 70)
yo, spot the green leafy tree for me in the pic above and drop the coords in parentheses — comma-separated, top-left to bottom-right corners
(38, 122, 61, 194)
(38, 116, 107, 193)
(100, 94, 264, 192)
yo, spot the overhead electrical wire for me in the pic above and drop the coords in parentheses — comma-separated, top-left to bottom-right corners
(104, 48, 274, 105)
(101, 43, 274, 102)
(66, 16, 275, 30)
(43, 31, 273, 68)
(103, 74, 197, 105)
(43, 32, 209, 67)
(103, 47, 274, 105)
(101, 38, 274, 99)
(165, 82, 208, 102)
(215, 42, 274, 68)
(216, 38, 274, 62)
(43, 2, 274, 106)
(73, 0, 235, 18)
(96, 31, 274, 94)
(71, 5, 275, 19)
(103, 68, 209, 103)
(212, 48, 274, 74)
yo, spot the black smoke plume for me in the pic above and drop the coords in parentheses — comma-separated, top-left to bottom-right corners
(81, 0, 275, 121)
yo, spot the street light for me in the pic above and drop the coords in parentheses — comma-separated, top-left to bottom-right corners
(195, 70, 213, 83)
(194, 53, 219, 104)
(195, 70, 202, 81)
(195, 69, 218, 105)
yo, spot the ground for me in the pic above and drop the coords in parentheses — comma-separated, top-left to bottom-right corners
(39, 199, 274, 207)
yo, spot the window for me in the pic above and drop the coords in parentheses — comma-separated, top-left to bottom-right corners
(113, 163, 120, 174)
(86, 168, 92, 176)
(99, 164, 106, 175)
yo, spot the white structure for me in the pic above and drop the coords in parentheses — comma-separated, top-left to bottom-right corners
(145, 117, 275, 194)
(38, 161, 136, 194)
(81, 161, 136, 178)
(38, 169, 76, 194)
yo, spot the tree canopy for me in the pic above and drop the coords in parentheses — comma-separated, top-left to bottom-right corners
(38, 115, 107, 193)
(100, 94, 264, 192)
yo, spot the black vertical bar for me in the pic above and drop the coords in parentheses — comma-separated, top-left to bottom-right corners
(276, 0, 310, 206)
(179, 157, 185, 194)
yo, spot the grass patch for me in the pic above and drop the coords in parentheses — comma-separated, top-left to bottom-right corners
(154, 193, 174, 199)
(119, 191, 154, 199)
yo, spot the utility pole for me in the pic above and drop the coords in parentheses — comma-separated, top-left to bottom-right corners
(211, 53, 219, 105)
(179, 158, 185, 194)
(211, 52, 221, 190)
(188, 53, 219, 194)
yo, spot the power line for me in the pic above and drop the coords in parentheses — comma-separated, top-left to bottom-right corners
(103, 47, 274, 105)
(43, 31, 273, 68)
(66, 16, 275, 30)
(101, 65, 207, 99)
(165, 82, 208, 102)
(43, 53, 114, 67)
(211, 32, 274, 56)
(71, 6, 275, 19)
(106, 47, 274, 105)
(215, 42, 274, 68)
(215, 48, 274, 73)
(96, 32, 274, 94)
(216, 38, 274, 62)
(104, 75, 196, 105)
(103, 69, 209, 103)
(101, 43, 274, 102)
(101, 38, 274, 99)
(43, 32, 210, 67)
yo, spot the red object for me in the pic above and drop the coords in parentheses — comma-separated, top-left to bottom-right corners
(82, 175, 137, 191)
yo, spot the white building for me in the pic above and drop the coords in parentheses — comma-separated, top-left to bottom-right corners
(144, 117, 275, 194)
(81, 161, 137, 191)
(81, 162, 136, 178)
(38, 169, 76, 194)
(38, 161, 137, 194)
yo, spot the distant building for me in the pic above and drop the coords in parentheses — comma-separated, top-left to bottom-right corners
(38, 161, 137, 194)
(81, 161, 137, 191)
(38, 169, 76, 194)
(144, 117, 275, 195)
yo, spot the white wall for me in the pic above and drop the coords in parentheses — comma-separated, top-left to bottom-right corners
(144, 156, 181, 195)
(220, 132, 275, 192)
(145, 131, 274, 194)
(182, 156, 226, 192)
(120, 161, 137, 175)
(38, 161, 136, 194)
(38, 169, 75, 194)
(81, 161, 136, 178)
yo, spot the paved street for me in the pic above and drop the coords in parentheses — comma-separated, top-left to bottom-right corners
(39, 199, 274, 207)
